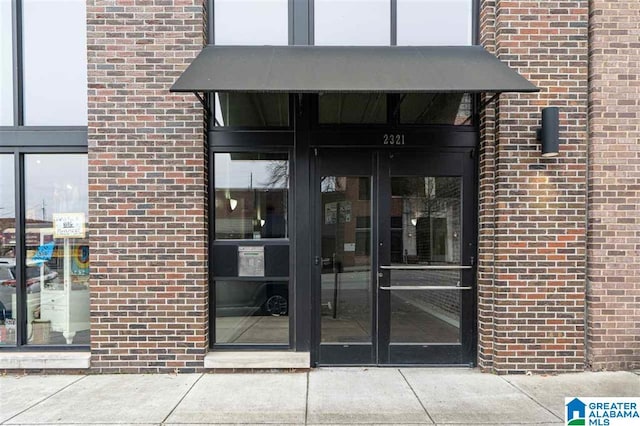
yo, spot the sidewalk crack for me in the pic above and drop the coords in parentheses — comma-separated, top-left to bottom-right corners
(499, 376, 563, 422)
(304, 370, 310, 425)
(160, 373, 204, 425)
(399, 369, 436, 425)
(1, 374, 88, 424)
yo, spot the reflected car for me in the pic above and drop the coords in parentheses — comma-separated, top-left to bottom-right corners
(0, 258, 58, 321)
(215, 281, 288, 317)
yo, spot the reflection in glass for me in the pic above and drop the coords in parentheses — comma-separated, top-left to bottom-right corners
(214, 93, 289, 127)
(319, 94, 386, 124)
(215, 280, 289, 344)
(24, 155, 89, 345)
(397, 0, 473, 46)
(321, 176, 371, 343)
(214, 0, 288, 45)
(215, 153, 288, 240)
(0, 0, 13, 125)
(0, 155, 15, 345)
(314, 0, 390, 46)
(23, 0, 87, 125)
(399, 93, 472, 125)
(389, 176, 461, 344)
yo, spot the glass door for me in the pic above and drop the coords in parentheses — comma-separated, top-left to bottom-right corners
(317, 151, 376, 364)
(315, 149, 475, 365)
(377, 151, 475, 365)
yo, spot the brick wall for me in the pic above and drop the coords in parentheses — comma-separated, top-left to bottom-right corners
(479, 0, 589, 373)
(587, 1, 640, 371)
(87, 0, 208, 373)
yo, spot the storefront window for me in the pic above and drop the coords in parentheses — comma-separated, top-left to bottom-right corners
(22, 0, 88, 125)
(0, 0, 13, 125)
(399, 93, 473, 125)
(0, 155, 15, 345)
(215, 280, 289, 344)
(24, 154, 89, 345)
(397, 0, 473, 46)
(214, 0, 288, 45)
(319, 93, 387, 124)
(214, 153, 288, 240)
(214, 93, 289, 128)
(314, 0, 390, 46)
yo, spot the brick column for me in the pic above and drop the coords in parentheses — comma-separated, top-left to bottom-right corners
(587, 1, 640, 371)
(87, 0, 208, 373)
(480, 0, 589, 373)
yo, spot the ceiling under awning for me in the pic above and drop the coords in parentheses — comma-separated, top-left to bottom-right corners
(170, 45, 538, 94)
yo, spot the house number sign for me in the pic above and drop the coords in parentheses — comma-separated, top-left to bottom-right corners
(383, 134, 405, 145)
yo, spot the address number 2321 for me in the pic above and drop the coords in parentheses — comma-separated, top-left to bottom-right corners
(383, 134, 405, 145)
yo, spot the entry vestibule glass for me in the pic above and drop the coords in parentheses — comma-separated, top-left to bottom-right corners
(214, 0, 288, 45)
(214, 153, 288, 240)
(0, 155, 15, 345)
(24, 154, 89, 345)
(314, 0, 390, 46)
(215, 280, 289, 344)
(0, 0, 12, 125)
(319, 94, 386, 124)
(214, 93, 289, 128)
(397, 0, 473, 45)
(22, 0, 88, 125)
(320, 176, 372, 343)
(399, 93, 473, 125)
(389, 176, 461, 344)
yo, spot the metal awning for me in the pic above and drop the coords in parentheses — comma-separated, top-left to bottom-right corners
(170, 45, 538, 94)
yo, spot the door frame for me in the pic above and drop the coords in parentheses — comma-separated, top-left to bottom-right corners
(310, 130, 478, 366)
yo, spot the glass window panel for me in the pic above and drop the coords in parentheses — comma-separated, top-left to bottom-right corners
(0, 155, 15, 345)
(24, 154, 89, 345)
(399, 93, 473, 125)
(214, 0, 288, 45)
(215, 280, 289, 344)
(389, 176, 461, 344)
(319, 93, 386, 124)
(0, 0, 13, 125)
(397, 0, 473, 46)
(314, 0, 390, 46)
(215, 153, 288, 240)
(321, 176, 372, 343)
(23, 0, 88, 125)
(214, 93, 289, 127)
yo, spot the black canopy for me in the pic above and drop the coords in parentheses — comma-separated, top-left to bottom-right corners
(171, 45, 538, 94)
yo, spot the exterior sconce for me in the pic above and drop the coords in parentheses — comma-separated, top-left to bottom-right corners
(228, 198, 237, 211)
(259, 219, 265, 227)
(536, 107, 560, 157)
(411, 218, 418, 227)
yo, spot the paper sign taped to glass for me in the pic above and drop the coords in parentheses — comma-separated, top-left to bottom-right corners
(238, 246, 265, 277)
(52, 213, 86, 239)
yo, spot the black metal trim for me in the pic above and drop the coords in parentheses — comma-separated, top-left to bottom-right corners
(390, 0, 397, 46)
(14, 152, 25, 345)
(12, 0, 23, 126)
(0, 128, 88, 147)
(208, 131, 294, 148)
(207, 0, 214, 44)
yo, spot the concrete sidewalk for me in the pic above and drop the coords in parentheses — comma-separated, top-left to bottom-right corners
(0, 369, 638, 425)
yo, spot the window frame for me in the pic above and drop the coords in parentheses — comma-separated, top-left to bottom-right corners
(0, 146, 89, 352)
(207, 0, 480, 46)
(209, 145, 295, 350)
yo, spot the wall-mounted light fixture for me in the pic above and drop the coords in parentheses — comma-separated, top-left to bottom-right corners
(536, 107, 560, 157)
(411, 218, 418, 227)
(228, 198, 238, 211)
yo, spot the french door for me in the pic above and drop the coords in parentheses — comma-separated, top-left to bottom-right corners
(315, 149, 476, 365)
